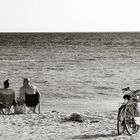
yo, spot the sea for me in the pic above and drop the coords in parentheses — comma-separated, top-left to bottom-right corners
(0, 32, 140, 110)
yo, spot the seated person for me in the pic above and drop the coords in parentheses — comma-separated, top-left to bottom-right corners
(19, 78, 40, 113)
(0, 79, 16, 107)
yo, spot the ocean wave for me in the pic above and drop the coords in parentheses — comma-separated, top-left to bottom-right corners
(0, 59, 36, 62)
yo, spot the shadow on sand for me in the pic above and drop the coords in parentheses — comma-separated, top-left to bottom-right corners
(72, 133, 118, 139)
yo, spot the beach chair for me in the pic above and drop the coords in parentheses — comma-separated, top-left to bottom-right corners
(0, 93, 15, 114)
(25, 92, 40, 114)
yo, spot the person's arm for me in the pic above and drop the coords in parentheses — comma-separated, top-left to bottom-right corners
(12, 90, 15, 98)
(35, 87, 41, 114)
(36, 88, 40, 101)
(13, 90, 15, 101)
(19, 88, 25, 101)
(12, 90, 16, 106)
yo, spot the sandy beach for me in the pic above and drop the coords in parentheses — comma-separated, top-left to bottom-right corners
(0, 97, 139, 140)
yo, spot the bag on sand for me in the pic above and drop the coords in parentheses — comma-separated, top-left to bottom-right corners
(14, 97, 25, 114)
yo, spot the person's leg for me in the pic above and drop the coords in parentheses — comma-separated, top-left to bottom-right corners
(32, 106, 36, 113)
(38, 103, 40, 114)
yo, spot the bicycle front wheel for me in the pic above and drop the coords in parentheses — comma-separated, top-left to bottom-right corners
(117, 105, 125, 135)
(124, 102, 139, 135)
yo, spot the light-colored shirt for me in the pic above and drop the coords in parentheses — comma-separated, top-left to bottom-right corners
(19, 84, 40, 100)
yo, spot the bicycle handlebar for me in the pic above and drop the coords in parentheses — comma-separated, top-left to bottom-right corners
(122, 87, 131, 93)
(122, 87, 140, 94)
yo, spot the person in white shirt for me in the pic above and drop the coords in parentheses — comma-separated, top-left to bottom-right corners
(19, 78, 40, 113)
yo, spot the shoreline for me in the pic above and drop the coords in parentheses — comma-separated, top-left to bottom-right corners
(41, 97, 122, 113)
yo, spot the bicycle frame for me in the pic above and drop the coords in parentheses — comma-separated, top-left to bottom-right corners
(117, 87, 140, 135)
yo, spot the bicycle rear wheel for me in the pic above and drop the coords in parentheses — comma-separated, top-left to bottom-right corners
(124, 102, 139, 135)
(117, 105, 125, 135)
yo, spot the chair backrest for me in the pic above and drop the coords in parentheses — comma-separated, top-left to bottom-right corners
(25, 92, 39, 107)
(0, 93, 15, 107)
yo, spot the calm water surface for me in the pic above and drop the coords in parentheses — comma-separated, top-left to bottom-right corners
(0, 33, 140, 104)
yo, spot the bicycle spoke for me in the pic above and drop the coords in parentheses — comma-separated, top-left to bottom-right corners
(124, 102, 139, 135)
(117, 106, 125, 135)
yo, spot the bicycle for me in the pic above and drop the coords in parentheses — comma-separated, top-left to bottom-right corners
(117, 87, 140, 135)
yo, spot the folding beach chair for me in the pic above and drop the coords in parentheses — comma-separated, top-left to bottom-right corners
(0, 93, 15, 114)
(25, 92, 40, 114)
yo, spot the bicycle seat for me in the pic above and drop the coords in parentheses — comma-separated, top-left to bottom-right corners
(123, 94, 131, 100)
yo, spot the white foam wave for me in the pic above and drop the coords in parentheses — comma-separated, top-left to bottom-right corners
(0, 60, 36, 62)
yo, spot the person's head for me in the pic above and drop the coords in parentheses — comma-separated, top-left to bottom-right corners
(23, 78, 30, 86)
(4, 79, 9, 88)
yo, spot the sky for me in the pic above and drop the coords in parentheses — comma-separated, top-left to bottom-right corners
(0, 0, 140, 32)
